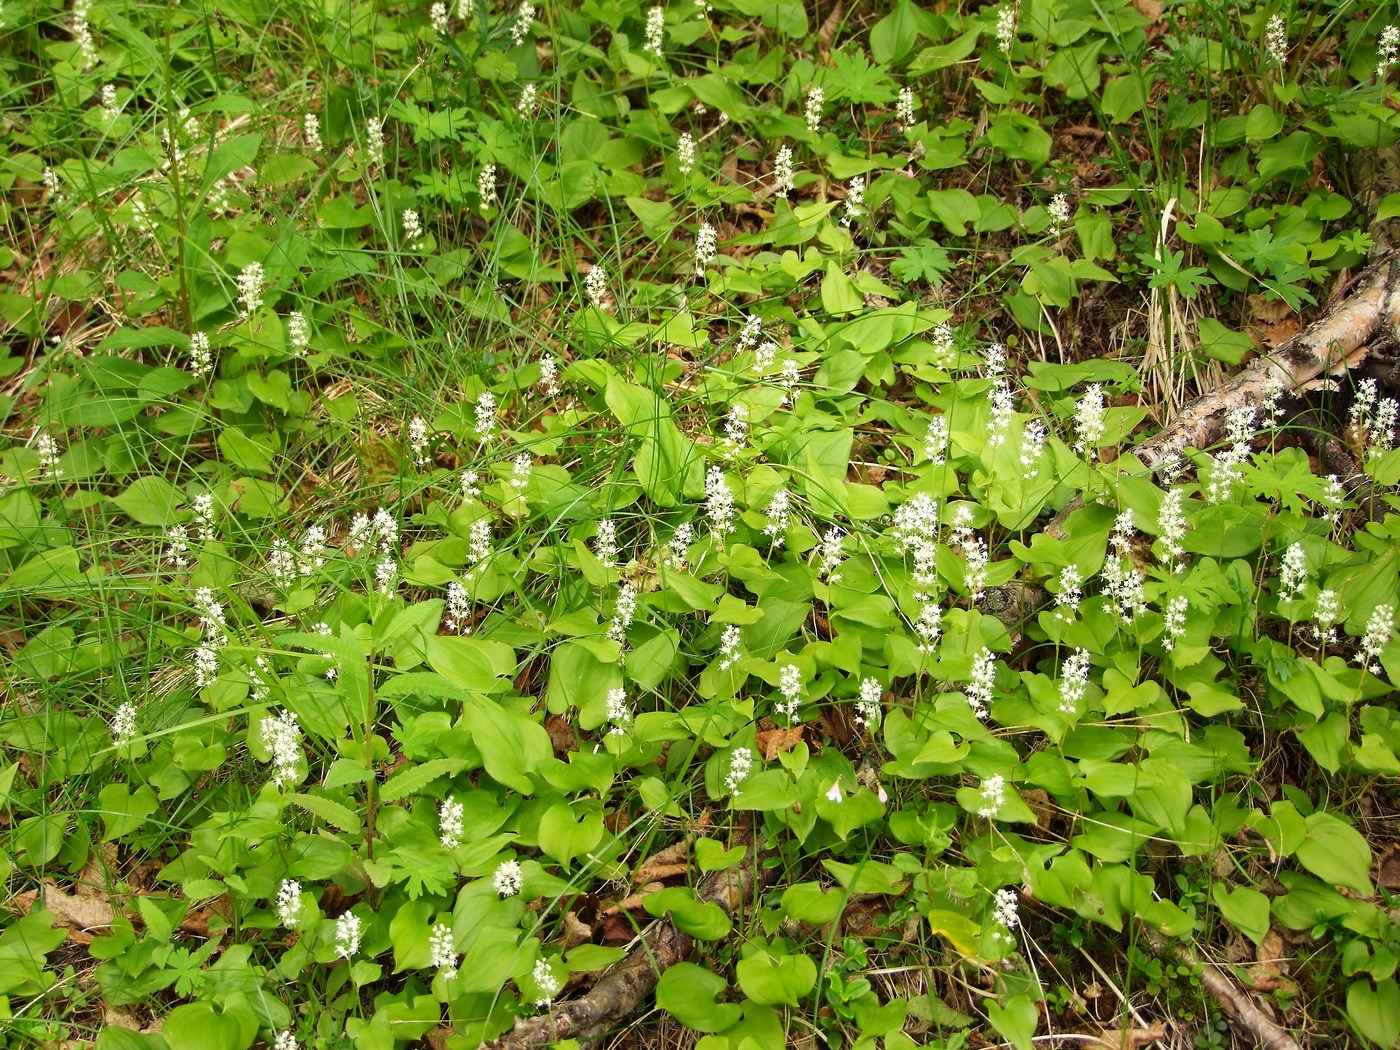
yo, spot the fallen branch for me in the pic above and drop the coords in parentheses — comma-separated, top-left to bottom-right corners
(1149, 934, 1301, 1050)
(1133, 255, 1400, 469)
(482, 826, 768, 1049)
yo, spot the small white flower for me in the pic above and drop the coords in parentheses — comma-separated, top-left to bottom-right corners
(478, 164, 499, 211)
(1265, 14, 1288, 64)
(725, 746, 753, 795)
(705, 466, 736, 538)
(986, 378, 1014, 449)
(1279, 543, 1308, 603)
(804, 86, 824, 134)
(35, 432, 62, 479)
(761, 488, 791, 546)
(429, 922, 457, 976)
(1380, 25, 1400, 79)
(815, 526, 844, 584)
(977, 774, 1005, 819)
(825, 781, 843, 803)
(1157, 488, 1188, 567)
(840, 175, 865, 226)
(925, 416, 949, 466)
(1073, 384, 1105, 457)
(236, 262, 265, 316)
(475, 391, 497, 444)
(287, 311, 310, 356)
(445, 581, 471, 633)
(193, 493, 217, 542)
(1019, 419, 1046, 477)
(260, 709, 303, 788)
(608, 582, 637, 644)
(402, 208, 425, 250)
(991, 886, 1019, 941)
(100, 83, 120, 123)
(510, 451, 532, 492)
(164, 525, 191, 569)
(722, 403, 749, 453)
(694, 221, 717, 274)
(772, 144, 794, 198)
(1058, 648, 1090, 713)
(855, 677, 882, 728)
(1357, 605, 1395, 676)
(493, 858, 523, 896)
(510, 1, 535, 45)
(717, 623, 743, 670)
(334, 912, 362, 959)
(643, 6, 664, 59)
(275, 879, 301, 927)
(517, 82, 539, 117)
(407, 415, 430, 466)
(1162, 594, 1189, 652)
(584, 264, 609, 310)
(532, 958, 560, 1006)
(1055, 564, 1083, 619)
(776, 663, 802, 725)
(430, 0, 450, 33)
(995, 3, 1017, 54)
(927, 321, 957, 369)
(190, 331, 213, 375)
(439, 796, 464, 849)
(1047, 193, 1071, 234)
(42, 167, 64, 204)
(1313, 588, 1340, 646)
(374, 555, 398, 597)
(303, 112, 322, 151)
(594, 519, 620, 568)
(273, 1031, 298, 1050)
(966, 648, 996, 720)
(366, 116, 385, 167)
(460, 470, 481, 499)
(778, 358, 801, 405)
(894, 86, 917, 131)
(110, 702, 137, 746)
(666, 522, 693, 569)
(605, 686, 631, 734)
(539, 353, 561, 397)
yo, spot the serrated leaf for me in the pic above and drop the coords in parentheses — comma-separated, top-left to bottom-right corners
(379, 758, 467, 803)
(289, 793, 362, 833)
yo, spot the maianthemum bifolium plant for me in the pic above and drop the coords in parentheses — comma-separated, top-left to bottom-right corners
(3, 0, 1400, 1047)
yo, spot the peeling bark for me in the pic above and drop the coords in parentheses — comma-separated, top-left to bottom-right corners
(1135, 256, 1400, 469)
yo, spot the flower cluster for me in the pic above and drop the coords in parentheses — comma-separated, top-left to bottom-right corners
(439, 796, 464, 849)
(1102, 510, 1147, 623)
(804, 86, 823, 134)
(260, 708, 304, 788)
(607, 582, 637, 644)
(494, 858, 523, 896)
(776, 663, 802, 724)
(966, 648, 996, 719)
(1058, 648, 1090, 713)
(725, 746, 753, 794)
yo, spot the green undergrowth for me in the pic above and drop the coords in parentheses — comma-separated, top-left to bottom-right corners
(2, 0, 1400, 1048)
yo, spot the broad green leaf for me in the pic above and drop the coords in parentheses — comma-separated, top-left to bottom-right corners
(465, 695, 552, 795)
(735, 947, 816, 1006)
(657, 963, 742, 1032)
(1295, 811, 1373, 894)
(111, 476, 185, 527)
(162, 1002, 255, 1050)
(1348, 978, 1400, 1049)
